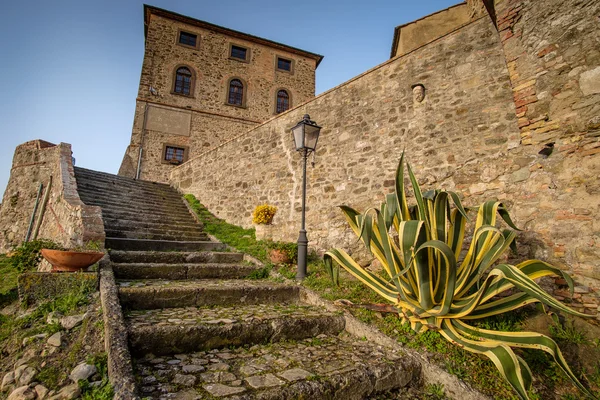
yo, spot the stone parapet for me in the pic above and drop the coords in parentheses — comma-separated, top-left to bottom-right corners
(0, 140, 105, 252)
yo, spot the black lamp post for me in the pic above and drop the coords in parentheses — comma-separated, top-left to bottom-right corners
(291, 114, 321, 280)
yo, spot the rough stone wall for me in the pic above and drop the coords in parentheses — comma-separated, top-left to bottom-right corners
(120, 10, 318, 182)
(491, 0, 600, 313)
(0, 140, 105, 252)
(170, 2, 600, 317)
(170, 16, 518, 266)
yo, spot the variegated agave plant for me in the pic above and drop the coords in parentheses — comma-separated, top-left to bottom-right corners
(324, 154, 595, 400)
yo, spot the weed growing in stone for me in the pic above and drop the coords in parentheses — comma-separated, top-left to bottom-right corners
(423, 383, 446, 399)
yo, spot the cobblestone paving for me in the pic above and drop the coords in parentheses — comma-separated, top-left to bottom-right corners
(126, 304, 337, 328)
(134, 333, 406, 399)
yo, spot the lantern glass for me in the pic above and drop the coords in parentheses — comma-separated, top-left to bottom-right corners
(304, 124, 320, 151)
(292, 123, 305, 151)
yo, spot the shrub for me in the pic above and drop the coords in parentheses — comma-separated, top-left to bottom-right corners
(324, 154, 594, 400)
(252, 204, 277, 225)
(10, 239, 63, 272)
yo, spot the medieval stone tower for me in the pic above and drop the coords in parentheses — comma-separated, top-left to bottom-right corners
(118, 5, 323, 183)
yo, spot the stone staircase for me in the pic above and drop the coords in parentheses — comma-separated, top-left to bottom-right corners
(74, 167, 418, 399)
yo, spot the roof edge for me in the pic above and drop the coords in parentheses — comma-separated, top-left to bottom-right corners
(143, 4, 324, 68)
(389, 1, 466, 58)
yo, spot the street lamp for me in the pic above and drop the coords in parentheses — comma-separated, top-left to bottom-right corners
(291, 114, 321, 280)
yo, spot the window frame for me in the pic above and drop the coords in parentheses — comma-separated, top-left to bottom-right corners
(171, 65, 195, 97)
(225, 77, 247, 108)
(275, 56, 293, 73)
(176, 29, 199, 49)
(275, 89, 291, 114)
(161, 144, 189, 165)
(229, 43, 250, 63)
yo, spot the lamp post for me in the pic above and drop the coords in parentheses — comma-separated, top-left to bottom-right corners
(291, 114, 321, 280)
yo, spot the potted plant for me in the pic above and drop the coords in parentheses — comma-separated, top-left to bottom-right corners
(266, 241, 297, 265)
(41, 241, 105, 272)
(252, 204, 277, 240)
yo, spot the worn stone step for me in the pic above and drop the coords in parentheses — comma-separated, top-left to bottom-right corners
(77, 185, 184, 208)
(103, 217, 202, 233)
(76, 181, 183, 200)
(105, 238, 225, 252)
(118, 279, 299, 310)
(79, 197, 192, 217)
(126, 304, 345, 356)
(109, 251, 243, 264)
(74, 167, 173, 190)
(103, 221, 204, 235)
(132, 332, 417, 399)
(113, 263, 259, 280)
(105, 229, 209, 241)
(101, 209, 195, 224)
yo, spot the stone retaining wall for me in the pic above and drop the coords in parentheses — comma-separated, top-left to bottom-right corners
(0, 140, 105, 252)
(170, 1, 600, 316)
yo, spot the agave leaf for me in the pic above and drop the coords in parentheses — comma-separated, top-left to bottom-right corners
(324, 248, 398, 303)
(447, 190, 468, 219)
(441, 319, 531, 400)
(456, 320, 596, 399)
(498, 203, 521, 231)
(407, 163, 428, 222)
(488, 264, 589, 317)
(465, 292, 539, 319)
(448, 208, 467, 260)
(323, 255, 340, 287)
(432, 191, 449, 242)
(384, 193, 397, 230)
(415, 240, 456, 316)
(395, 152, 411, 221)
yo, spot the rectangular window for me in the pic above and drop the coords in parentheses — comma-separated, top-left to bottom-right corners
(178, 31, 197, 47)
(230, 45, 248, 61)
(164, 146, 185, 163)
(277, 57, 292, 72)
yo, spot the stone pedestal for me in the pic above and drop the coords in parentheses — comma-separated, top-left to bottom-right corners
(254, 224, 274, 241)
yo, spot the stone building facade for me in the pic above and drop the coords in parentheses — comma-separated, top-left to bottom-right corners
(169, 0, 600, 316)
(118, 5, 323, 183)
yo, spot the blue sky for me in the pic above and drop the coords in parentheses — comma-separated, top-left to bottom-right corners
(0, 0, 460, 196)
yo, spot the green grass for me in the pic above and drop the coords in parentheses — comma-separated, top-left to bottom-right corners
(185, 194, 270, 262)
(550, 319, 589, 345)
(0, 254, 19, 305)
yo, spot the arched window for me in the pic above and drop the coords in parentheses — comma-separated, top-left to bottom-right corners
(174, 67, 193, 95)
(228, 79, 244, 106)
(276, 90, 290, 114)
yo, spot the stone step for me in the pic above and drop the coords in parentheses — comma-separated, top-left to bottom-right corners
(78, 197, 192, 217)
(118, 279, 299, 310)
(109, 250, 243, 265)
(132, 332, 416, 399)
(77, 186, 184, 207)
(74, 167, 173, 191)
(103, 217, 202, 233)
(105, 229, 209, 242)
(101, 209, 195, 224)
(126, 304, 346, 356)
(105, 238, 225, 252)
(113, 263, 259, 280)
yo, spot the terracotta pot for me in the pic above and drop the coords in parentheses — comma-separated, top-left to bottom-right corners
(268, 249, 291, 265)
(40, 249, 104, 272)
